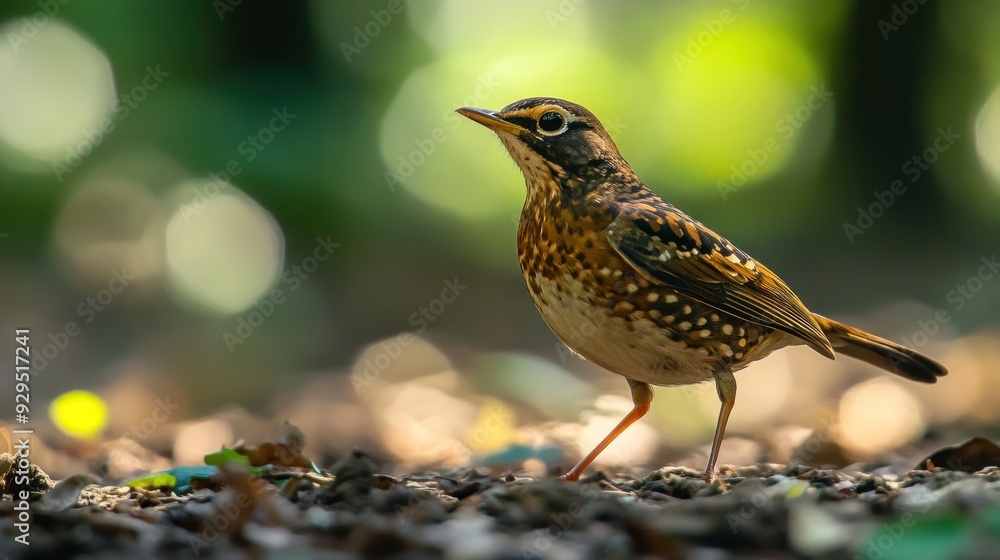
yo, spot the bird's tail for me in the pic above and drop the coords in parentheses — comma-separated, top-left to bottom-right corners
(812, 314, 947, 383)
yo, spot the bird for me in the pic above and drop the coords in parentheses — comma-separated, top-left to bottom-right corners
(456, 97, 947, 483)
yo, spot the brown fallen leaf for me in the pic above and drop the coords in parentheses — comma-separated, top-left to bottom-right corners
(918, 436, 1000, 473)
(233, 422, 312, 469)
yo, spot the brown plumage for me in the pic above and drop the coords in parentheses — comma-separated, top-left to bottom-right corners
(457, 97, 947, 482)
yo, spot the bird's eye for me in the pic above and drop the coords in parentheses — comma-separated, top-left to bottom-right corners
(537, 111, 566, 134)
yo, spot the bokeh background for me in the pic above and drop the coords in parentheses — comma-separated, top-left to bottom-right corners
(1, 0, 999, 480)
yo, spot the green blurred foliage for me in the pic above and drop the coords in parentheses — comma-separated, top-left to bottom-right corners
(0, 0, 999, 413)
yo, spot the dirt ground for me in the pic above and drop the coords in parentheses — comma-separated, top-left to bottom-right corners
(3, 449, 1000, 560)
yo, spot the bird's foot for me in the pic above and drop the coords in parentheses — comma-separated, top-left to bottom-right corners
(559, 471, 581, 482)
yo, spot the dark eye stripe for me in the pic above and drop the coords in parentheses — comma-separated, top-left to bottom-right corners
(505, 116, 536, 131)
(505, 115, 590, 134)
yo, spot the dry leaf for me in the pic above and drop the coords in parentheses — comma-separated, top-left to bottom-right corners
(917, 437, 1000, 473)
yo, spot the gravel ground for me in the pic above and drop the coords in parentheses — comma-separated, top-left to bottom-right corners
(3, 450, 1000, 560)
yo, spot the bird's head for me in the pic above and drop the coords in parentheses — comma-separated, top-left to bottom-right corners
(457, 97, 631, 187)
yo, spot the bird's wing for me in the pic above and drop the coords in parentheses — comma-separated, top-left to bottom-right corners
(605, 198, 834, 358)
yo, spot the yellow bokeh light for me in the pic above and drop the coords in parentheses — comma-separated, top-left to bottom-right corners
(651, 16, 828, 189)
(0, 20, 115, 165)
(839, 378, 924, 456)
(406, 0, 591, 54)
(466, 398, 517, 454)
(165, 181, 285, 315)
(49, 389, 109, 439)
(974, 85, 1000, 191)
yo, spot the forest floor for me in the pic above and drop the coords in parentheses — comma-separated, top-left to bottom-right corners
(3, 446, 1000, 560)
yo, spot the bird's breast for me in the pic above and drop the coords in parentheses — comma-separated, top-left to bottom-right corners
(515, 205, 782, 385)
(517, 209, 713, 385)
(534, 273, 726, 385)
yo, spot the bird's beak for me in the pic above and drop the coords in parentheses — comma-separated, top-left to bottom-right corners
(456, 107, 525, 134)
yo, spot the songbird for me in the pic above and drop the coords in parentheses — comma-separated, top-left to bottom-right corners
(456, 98, 947, 482)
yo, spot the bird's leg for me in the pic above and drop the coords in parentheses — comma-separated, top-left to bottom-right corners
(703, 369, 737, 482)
(560, 380, 654, 482)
